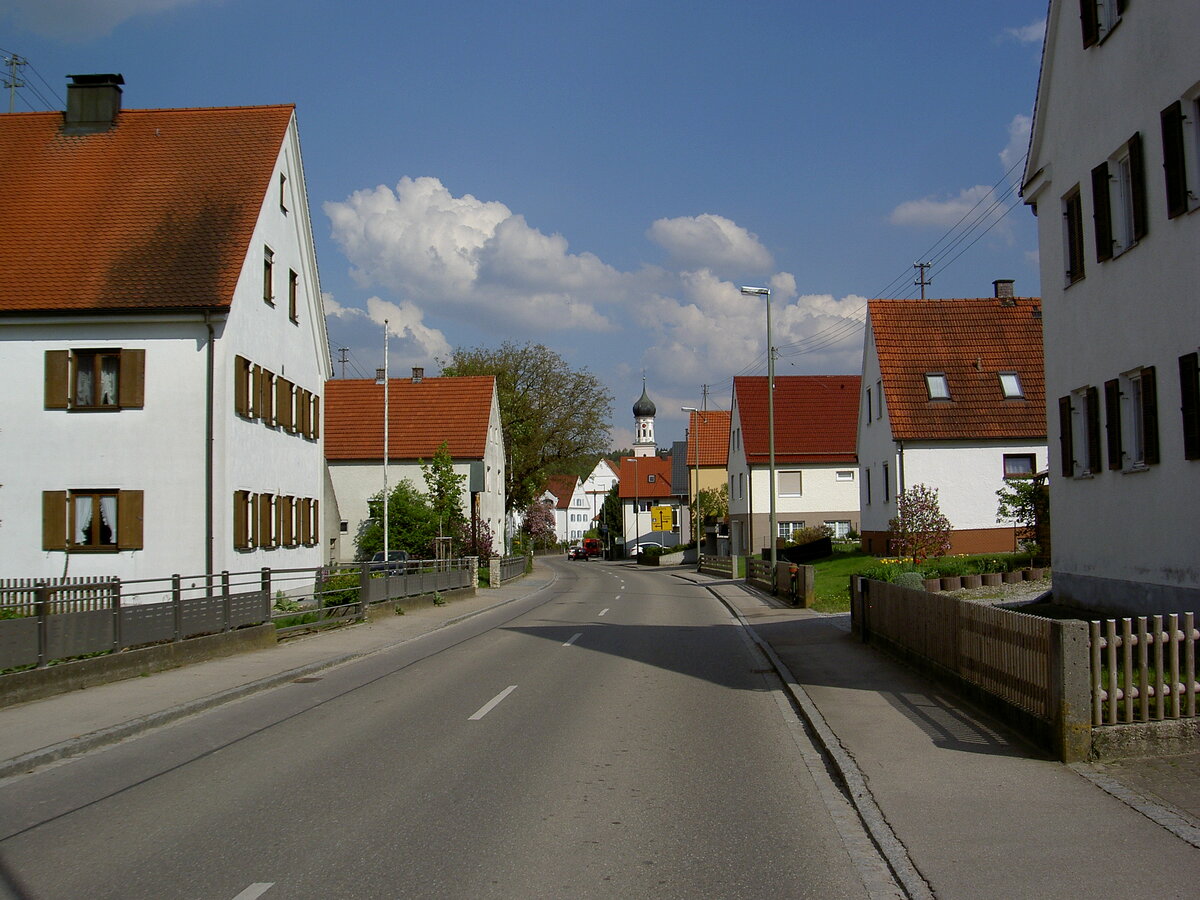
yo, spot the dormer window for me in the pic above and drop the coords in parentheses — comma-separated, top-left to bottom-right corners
(999, 372, 1024, 399)
(925, 373, 950, 401)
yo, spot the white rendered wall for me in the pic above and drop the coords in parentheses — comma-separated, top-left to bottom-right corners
(857, 324, 895, 535)
(899, 443, 1049, 530)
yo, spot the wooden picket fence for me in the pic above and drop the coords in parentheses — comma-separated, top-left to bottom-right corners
(1089, 613, 1199, 725)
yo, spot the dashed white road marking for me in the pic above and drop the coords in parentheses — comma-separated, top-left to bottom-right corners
(598, 608, 609, 616)
(469, 685, 518, 720)
(232, 885, 274, 900)
(615, 594, 622, 601)
(563, 632, 583, 646)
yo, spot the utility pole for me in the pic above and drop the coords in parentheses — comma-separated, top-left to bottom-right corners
(914, 262, 932, 300)
(336, 347, 349, 378)
(4, 54, 26, 113)
(701, 383, 709, 411)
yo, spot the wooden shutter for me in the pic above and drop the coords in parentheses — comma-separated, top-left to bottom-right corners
(233, 491, 250, 550)
(44, 350, 70, 409)
(1105, 379, 1122, 469)
(250, 493, 260, 548)
(311, 395, 320, 439)
(1080, 0, 1099, 48)
(1065, 190, 1085, 282)
(281, 496, 295, 546)
(296, 388, 309, 436)
(42, 491, 67, 550)
(117, 490, 144, 550)
(258, 493, 274, 547)
(312, 498, 319, 545)
(1141, 366, 1160, 465)
(276, 378, 294, 431)
(117, 349, 145, 409)
(1128, 132, 1148, 241)
(235, 357, 251, 417)
(260, 369, 275, 425)
(1059, 396, 1075, 477)
(298, 498, 310, 545)
(1086, 386, 1102, 472)
(1161, 101, 1188, 218)
(1091, 162, 1113, 261)
(1180, 353, 1200, 460)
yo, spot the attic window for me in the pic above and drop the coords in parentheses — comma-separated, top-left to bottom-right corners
(924, 373, 951, 401)
(647, 474, 656, 483)
(999, 372, 1024, 399)
(279, 173, 288, 212)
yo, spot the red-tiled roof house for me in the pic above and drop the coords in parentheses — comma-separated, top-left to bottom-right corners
(616, 455, 681, 555)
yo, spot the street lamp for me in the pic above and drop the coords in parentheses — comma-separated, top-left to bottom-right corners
(740, 285, 776, 567)
(681, 406, 706, 556)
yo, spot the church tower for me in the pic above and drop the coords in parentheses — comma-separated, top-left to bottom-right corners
(632, 378, 657, 457)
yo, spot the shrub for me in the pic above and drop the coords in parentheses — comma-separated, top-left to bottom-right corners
(889, 484, 952, 563)
(893, 571, 928, 591)
(783, 525, 833, 547)
(319, 571, 361, 609)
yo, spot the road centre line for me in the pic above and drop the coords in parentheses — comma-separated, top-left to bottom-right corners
(468, 685, 518, 720)
(563, 632, 582, 646)
(598, 608, 609, 616)
(232, 885, 274, 900)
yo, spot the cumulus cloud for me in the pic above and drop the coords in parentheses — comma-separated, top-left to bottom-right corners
(647, 213, 773, 273)
(2, 0, 213, 40)
(366, 297, 452, 362)
(1000, 113, 1032, 177)
(324, 176, 620, 332)
(1002, 19, 1046, 45)
(890, 185, 995, 228)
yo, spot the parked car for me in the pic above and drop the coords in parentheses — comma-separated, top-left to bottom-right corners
(369, 550, 410, 571)
(567, 546, 588, 560)
(629, 542, 664, 557)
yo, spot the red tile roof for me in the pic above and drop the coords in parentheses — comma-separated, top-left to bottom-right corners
(542, 474, 579, 509)
(616, 456, 673, 499)
(0, 105, 293, 315)
(733, 375, 860, 465)
(869, 298, 1046, 441)
(324, 377, 496, 461)
(686, 409, 732, 467)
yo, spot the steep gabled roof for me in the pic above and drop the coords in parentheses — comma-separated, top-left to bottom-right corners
(686, 409, 732, 467)
(0, 105, 295, 316)
(868, 298, 1046, 442)
(616, 456, 673, 499)
(324, 376, 497, 461)
(733, 375, 860, 465)
(542, 474, 580, 510)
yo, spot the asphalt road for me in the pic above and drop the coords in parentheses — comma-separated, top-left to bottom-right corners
(0, 559, 896, 899)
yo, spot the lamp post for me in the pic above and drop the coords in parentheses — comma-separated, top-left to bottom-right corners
(740, 286, 775, 566)
(379, 320, 390, 564)
(681, 406, 706, 554)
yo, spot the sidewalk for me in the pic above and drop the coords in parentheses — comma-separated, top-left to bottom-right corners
(688, 572, 1200, 899)
(0, 568, 557, 780)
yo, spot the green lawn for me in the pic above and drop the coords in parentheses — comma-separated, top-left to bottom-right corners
(810, 549, 879, 613)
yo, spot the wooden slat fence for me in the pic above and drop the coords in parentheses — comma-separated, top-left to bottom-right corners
(1089, 613, 1199, 725)
(697, 555, 734, 578)
(746, 558, 775, 592)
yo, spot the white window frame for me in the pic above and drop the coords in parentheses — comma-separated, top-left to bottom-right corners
(1182, 89, 1200, 214)
(1121, 368, 1149, 470)
(1071, 386, 1098, 476)
(824, 520, 851, 539)
(999, 372, 1024, 399)
(835, 470, 855, 482)
(925, 373, 950, 401)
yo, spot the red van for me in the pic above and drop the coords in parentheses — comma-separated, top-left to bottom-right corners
(582, 537, 602, 558)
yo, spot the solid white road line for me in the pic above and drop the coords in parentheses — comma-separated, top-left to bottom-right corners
(469, 685, 518, 720)
(232, 885, 274, 900)
(563, 632, 582, 646)
(598, 608, 609, 616)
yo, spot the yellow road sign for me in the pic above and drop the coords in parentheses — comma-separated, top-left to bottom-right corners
(650, 505, 673, 531)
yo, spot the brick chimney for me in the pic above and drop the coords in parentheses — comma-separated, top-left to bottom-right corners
(993, 279, 1016, 306)
(63, 74, 124, 135)
(411, 367, 424, 383)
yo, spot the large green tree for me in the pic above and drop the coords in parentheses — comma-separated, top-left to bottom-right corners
(421, 441, 467, 535)
(440, 341, 613, 511)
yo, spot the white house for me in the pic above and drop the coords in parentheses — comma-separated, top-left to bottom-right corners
(857, 290, 1048, 557)
(538, 474, 591, 544)
(1022, 0, 1200, 614)
(324, 372, 505, 561)
(616, 455, 681, 554)
(0, 75, 331, 582)
(581, 458, 620, 525)
(727, 375, 860, 556)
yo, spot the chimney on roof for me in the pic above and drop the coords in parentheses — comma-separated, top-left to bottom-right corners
(63, 74, 124, 135)
(374, 367, 386, 385)
(411, 367, 424, 383)
(993, 279, 1016, 306)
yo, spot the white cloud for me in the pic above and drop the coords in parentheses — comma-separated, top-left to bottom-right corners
(1002, 19, 1046, 45)
(322, 292, 364, 320)
(324, 176, 620, 333)
(2, 0, 214, 40)
(647, 213, 773, 273)
(890, 184, 995, 228)
(366, 297, 452, 362)
(1000, 113, 1032, 178)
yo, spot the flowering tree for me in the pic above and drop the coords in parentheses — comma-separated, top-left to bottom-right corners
(455, 517, 496, 561)
(888, 484, 952, 563)
(522, 500, 557, 548)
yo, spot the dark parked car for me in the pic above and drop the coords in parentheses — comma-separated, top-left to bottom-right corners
(369, 550, 410, 571)
(567, 546, 588, 560)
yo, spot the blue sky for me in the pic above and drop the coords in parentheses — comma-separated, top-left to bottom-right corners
(3, 0, 1049, 448)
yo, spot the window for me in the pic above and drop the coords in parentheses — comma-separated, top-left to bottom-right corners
(999, 372, 1024, 399)
(836, 470, 855, 482)
(647, 474, 656, 483)
(1092, 134, 1147, 261)
(1003, 454, 1036, 478)
(865, 467, 872, 505)
(924, 373, 950, 401)
(778, 521, 806, 540)
(825, 520, 851, 539)
(234, 491, 253, 550)
(876, 380, 883, 419)
(42, 489, 143, 551)
(1161, 100, 1190, 219)
(738, 472, 745, 500)
(263, 246, 275, 304)
(1180, 352, 1200, 460)
(288, 270, 299, 323)
(44, 349, 145, 411)
(1063, 386, 1102, 476)
(258, 493, 276, 548)
(777, 471, 802, 496)
(279, 172, 288, 212)
(1080, 0, 1124, 48)
(882, 462, 890, 503)
(866, 387, 872, 423)
(276, 377, 295, 432)
(1107, 367, 1160, 470)
(639, 500, 652, 513)
(1063, 187, 1086, 284)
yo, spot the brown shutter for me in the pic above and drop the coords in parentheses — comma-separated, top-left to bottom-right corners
(259, 493, 274, 547)
(1141, 366, 1160, 466)
(1086, 386, 1102, 472)
(117, 490, 144, 550)
(118, 349, 145, 409)
(276, 378, 292, 431)
(235, 357, 251, 417)
(42, 491, 67, 550)
(250, 493, 260, 548)
(312, 395, 320, 439)
(312, 498, 319, 545)
(1105, 379, 1122, 469)
(1180, 352, 1200, 460)
(233, 491, 250, 550)
(1161, 101, 1188, 218)
(296, 388, 309, 436)
(261, 369, 275, 425)
(1080, 0, 1099, 48)
(1059, 396, 1075, 477)
(298, 498, 310, 545)
(44, 350, 70, 409)
(1091, 162, 1113, 261)
(1128, 131, 1148, 241)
